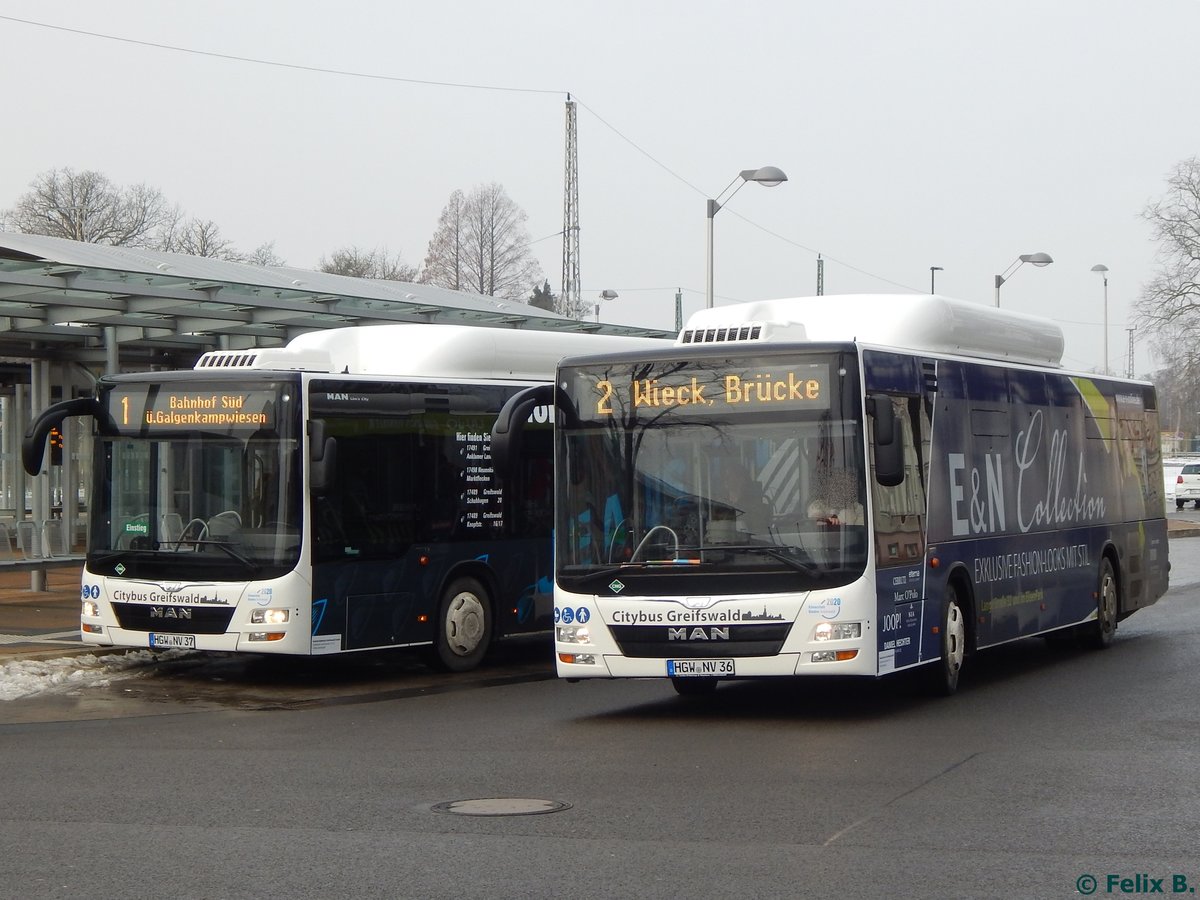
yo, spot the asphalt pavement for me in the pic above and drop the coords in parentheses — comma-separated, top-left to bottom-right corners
(2, 519, 1198, 664)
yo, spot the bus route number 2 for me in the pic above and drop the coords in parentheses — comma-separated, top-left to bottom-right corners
(596, 380, 614, 416)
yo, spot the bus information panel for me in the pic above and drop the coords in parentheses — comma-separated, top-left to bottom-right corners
(105, 384, 280, 435)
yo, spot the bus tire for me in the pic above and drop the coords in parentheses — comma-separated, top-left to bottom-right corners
(431, 577, 492, 672)
(1082, 557, 1118, 650)
(929, 583, 967, 696)
(671, 676, 718, 697)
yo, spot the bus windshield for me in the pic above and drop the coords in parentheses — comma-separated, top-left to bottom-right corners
(90, 378, 302, 580)
(555, 351, 868, 594)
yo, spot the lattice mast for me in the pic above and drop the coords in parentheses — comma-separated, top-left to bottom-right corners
(560, 95, 582, 319)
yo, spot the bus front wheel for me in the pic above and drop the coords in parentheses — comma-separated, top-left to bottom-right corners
(1082, 557, 1118, 650)
(929, 584, 967, 696)
(431, 577, 492, 672)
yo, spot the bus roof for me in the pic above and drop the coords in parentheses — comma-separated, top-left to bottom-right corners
(194, 323, 665, 380)
(679, 294, 1065, 367)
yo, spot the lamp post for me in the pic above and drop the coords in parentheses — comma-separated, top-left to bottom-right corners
(705, 166, 787, 309)
(994, 252, 1053, 307)
(595, 289, 618, 322)
(1091, 264, 1109, 375)
(930, 266, 943, 294)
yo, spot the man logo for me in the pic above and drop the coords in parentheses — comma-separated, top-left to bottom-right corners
(668, 626, 730, 641)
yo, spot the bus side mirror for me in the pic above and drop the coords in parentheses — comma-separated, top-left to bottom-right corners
(868, 395, 904, 487)
(22, 397, 103, 475)
(492, 384, 556, 474)
(309, 419, 338, 497)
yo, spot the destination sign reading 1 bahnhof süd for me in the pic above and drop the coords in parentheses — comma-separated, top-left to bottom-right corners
(591, 364, 830, 417)
(109, 387, 276, 432)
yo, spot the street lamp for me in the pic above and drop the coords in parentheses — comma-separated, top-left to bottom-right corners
(705, 165, 788, 308)
(994, 252, 1053, 307)
(595, 289, 618, 322)
(1092, 264, 1109, 375)
(930, 266, 943, 294)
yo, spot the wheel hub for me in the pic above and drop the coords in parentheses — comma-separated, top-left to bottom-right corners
(446, 593, 485, 655)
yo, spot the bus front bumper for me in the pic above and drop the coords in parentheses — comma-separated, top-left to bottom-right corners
(556, 647, 878, 679)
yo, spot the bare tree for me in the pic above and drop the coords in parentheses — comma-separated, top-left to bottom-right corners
(421, 184, 542, 301)
(1134, 158, 1200, 441)
(1, 167, 174, 247)
(319, 246, 418, 281)
(1148, 340, 1200, 434)
(1136, 157, 1200, 334)
(420, 190, 467, 291)
(161, 217, 243, 260)
(245, 241, 286, 267)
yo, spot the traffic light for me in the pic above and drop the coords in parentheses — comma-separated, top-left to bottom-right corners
(49, 426, 63, 466)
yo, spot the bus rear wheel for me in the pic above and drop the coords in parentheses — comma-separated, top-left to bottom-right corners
(929, 584, 967, 696)
(1081, 557, 1118, 650)
(431, 577, 492, 672)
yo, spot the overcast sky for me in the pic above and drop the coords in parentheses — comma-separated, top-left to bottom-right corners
(2, 0, 1198, 374)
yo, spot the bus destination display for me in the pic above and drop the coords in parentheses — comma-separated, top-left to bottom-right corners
(108, 386, 277, 433)
(584, 362, 831, 419)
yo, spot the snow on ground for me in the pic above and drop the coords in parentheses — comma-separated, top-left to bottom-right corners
(0, 649, 195, 702)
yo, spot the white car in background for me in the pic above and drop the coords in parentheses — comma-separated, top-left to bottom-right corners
(1165, 460, 1187, 510)
(1174, 461, 1200, 510)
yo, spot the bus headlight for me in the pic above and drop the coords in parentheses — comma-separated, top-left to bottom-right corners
(557, 625, 591, 644)
(813, 621, 862, 641)
(82, 600, 100, 618)
(251, 608, 289, 625)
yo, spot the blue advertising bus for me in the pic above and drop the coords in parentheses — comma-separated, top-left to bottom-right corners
(23, 323, 660, 670)
(495, 295, 1169, 694)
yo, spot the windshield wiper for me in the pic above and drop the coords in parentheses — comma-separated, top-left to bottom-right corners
(562, 543, 824, 581)
(693, 543, 820, 576)
(88, 550, 131, 566)
(179, 539, 261, 573)
(560, 557, 705, 581)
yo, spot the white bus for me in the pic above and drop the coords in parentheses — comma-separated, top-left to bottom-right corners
(494, 295, 1169, 694)
(23, 323, 661, 670)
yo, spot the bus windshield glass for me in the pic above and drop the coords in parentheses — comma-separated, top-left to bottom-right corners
(90, 379, 302, 580)
(555, 351, 868, 593)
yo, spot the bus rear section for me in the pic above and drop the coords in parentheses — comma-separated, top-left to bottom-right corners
(543, 295, 1169, 694)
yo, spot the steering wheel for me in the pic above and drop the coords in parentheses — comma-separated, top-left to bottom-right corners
(174, 517, 208, 550)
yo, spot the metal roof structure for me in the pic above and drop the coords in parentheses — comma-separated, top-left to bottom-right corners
(0, 231, 669, 370)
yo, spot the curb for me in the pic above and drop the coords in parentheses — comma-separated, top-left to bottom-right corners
(0, 645, 136, 664)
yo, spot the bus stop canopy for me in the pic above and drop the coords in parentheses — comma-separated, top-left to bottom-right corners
(0, 231, 669, 371)
(0, 232, 672, 588)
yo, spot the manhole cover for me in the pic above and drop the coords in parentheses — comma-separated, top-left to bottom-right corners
(430, 798, 572, 817)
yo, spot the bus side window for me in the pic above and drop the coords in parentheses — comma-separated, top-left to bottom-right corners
(869, 394, 904, 486)
(871, 395, 928, 565)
